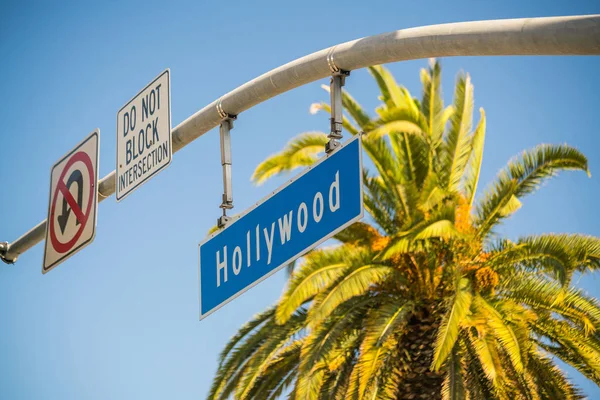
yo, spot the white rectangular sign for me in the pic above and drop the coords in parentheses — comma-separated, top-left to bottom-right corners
(116, 69, 171, 201)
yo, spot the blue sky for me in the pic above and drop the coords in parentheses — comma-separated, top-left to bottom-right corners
(1, 0, 599, 398)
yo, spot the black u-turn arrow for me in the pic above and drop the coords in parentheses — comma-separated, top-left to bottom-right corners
(57, 170, 83, 234)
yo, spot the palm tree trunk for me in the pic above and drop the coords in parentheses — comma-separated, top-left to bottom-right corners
(395, 306, 444, 400)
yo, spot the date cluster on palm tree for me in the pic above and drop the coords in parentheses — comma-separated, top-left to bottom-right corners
(208, 60, 600, 400)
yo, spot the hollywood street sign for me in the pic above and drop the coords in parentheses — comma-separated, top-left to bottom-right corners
(116, 69, 172, 201)
(199, 135, 363, 319)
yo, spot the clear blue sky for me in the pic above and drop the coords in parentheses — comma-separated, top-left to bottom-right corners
(1, 0, 599, 398)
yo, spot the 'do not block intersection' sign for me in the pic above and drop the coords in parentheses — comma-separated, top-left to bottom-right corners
(116, 69, 171, 201)
(199, 135, 364, 319)
(43, 130, 100, 273)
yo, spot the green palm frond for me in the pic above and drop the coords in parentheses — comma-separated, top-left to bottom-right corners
(275, 246, 351, 324)
(378, 214, 462, 260)
(357, 300, 414, 398)
(345, 357, 362, 400)
(368, 65, 418, 111)
(326, 333, 361, 400)
(298, 296, 373, 379)
(420, 185, 454, 215)
(368, 65, 396, 109)
(368, 120, 426, 143)
(265, 366, 298, 400)
(250, 340, 301, 400)
(561, 234, 600, 271)
(380, 205, 458, 261)
(390, 130, 430, 189)
(420, 59, 445, 146)
(433, 278, 473, 371)
(217, 307, 275, 368)
(442, 73, 474, 192)
(362, 168, 408, 236)
(295, 361, 328, 400)
(209, 309, 277, 399)
(362, 135, 401, 183)
(497, 194, 522, 218)
(361, 137, 414, 221)
(463, 108, 486, 207)
(466, 329, 497, 383)
(538, 340, 600, 386)
(366, 106, 428, 138)
(415, 220, 461, 240)
(377, 355, 410, 400)
(441, 345, 467, 400)
(380, 218, 461, 260)
(491, 234, 600, 285)
(363, 177, 398, 235)
(509, 368, 540, 400)
(475, 143, 589, 236)
(502, 274, 600, 331)
(463, 337, 501, 400)
(473, 296, 524, 373)
(534, 318, 600, 384)
(513, 234, 600, 274)
(377, 237, 420, 261)
(326, 331, 362, 373)
(251, 132, 328, 185)
(235, 310, 307, 399)
(341, 89, 371, 129)
(308, 264, 399, 327)
(527, 350, 584, 400)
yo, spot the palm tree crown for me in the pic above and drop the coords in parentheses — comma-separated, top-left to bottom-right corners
(208, 59, 600, 400)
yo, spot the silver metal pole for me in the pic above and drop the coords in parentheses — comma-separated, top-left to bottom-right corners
(2, 14, 600, 264)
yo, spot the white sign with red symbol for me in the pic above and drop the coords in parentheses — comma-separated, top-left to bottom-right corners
(43, 130, 100, 274)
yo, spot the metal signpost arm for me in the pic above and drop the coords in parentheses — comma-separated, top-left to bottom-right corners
(1, 15, 599, 265)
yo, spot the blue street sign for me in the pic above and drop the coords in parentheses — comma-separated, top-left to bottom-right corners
(198, 135, 364, 319)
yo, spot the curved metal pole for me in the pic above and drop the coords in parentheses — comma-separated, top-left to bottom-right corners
(2, 14, 600, 263)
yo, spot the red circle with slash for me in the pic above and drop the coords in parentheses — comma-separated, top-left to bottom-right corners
(49, 151, 95, 254)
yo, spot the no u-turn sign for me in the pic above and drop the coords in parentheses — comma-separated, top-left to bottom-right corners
(43, 130, 100, 273)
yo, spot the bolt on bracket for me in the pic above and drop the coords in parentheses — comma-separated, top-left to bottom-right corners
(0, 242, 16, 265)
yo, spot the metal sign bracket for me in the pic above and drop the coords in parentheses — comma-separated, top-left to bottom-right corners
(216, 101, 237, 229)
(325, 49, 350, 153)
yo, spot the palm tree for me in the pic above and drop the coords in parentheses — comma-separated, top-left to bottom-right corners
(207, 60, 600, 400)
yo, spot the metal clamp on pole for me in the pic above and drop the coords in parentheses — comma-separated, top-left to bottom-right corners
(217, 100, 237, 229)
(0, 242, 16, 265)
(326, 49, 350, 154)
